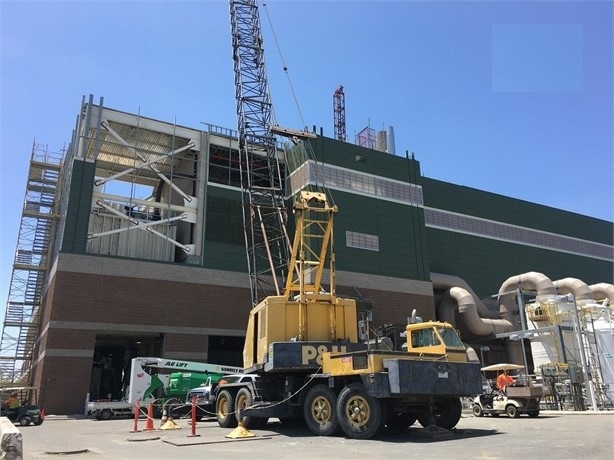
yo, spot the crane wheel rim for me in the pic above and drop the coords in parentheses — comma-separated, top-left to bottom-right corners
(236, 393, 249, 410)
(344, 395, 371, 427)
(310, 396, 333, 424)
(218, 397, 230, 416)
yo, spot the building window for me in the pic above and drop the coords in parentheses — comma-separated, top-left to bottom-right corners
(423, 207, 612, 261)
(208, 144, 285, 191)
(287, 160, 423, 206)
(346, 231, 380, 251)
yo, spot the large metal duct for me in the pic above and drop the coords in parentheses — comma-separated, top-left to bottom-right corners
(464, 344, 481, 363)
(498, 271, 556, 327)
(431, 273, 498, 319)
(553, 278, 594, 301)
(589, 283, 614, 303)
(497, 272, 556, 365)
(441, 287, 514, 336)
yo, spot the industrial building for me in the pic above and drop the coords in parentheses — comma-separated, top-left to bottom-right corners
(1, 94, 612, 414)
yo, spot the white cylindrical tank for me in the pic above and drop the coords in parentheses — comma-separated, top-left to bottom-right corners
(375, 130, 387, 152)
(386, 126, 396, 154)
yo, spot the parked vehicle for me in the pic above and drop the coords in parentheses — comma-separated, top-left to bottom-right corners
(87, 357, 241, 420)
(213, 192, 482, 439)
(472, 363, 543, 418)
(172, 374, 259, 421)
(0, 386, 44, 426)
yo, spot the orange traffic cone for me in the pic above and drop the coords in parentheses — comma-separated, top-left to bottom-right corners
(143, 403, 156, 431)
(40, 409, 45, 419)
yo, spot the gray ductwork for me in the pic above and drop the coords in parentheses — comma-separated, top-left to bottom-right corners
(553, 278, 594, 301)
(497, 271, 556, 366)
(464, 344, 481, 363)
(589, 283, 614, 304)
(431, 272, 499, 319)
(432, 271, 613, 370)
(498, 271, 556, 328)
(440, 287, 513, 336)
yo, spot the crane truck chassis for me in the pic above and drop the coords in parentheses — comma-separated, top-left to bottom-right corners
(214, 192, 482, 439)
(216, 338, 481, 439)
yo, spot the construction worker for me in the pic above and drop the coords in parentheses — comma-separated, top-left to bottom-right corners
(5, 392, 21, 409)
(496, 370, 516, 392)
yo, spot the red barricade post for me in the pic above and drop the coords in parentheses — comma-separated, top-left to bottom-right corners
(187, 396, 200, 437)
(130, 400, 141, 433)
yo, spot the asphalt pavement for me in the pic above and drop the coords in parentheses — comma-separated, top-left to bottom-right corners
(16, 410, 614, 460)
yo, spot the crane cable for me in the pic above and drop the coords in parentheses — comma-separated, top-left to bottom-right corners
(262, 2, 306, 130)
(262, 2, 335, 207)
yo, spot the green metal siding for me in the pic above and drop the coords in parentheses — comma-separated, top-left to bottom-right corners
(202, 186, 245, 271)
(202, 241, 246, 272)
(422, 177, 613, 244)
(61, 158, 95, 253)
(331, 190, 430, 281)
(205, 195, 243, 245)
(427, 228, 613, 298)
(308, 136, 422, 185)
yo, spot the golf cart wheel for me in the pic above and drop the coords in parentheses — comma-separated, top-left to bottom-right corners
(528, 410, 539, 418)
(18, 416, 32, 427)
(34, 418, 44, 426)
(472, 404, 483, 417)
(505, 405, 519, 418)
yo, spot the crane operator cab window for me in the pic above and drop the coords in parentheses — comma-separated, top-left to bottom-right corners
(408, 325, 466, 361)
(411, 329, 441, 348)
(437, 327, 464, 348)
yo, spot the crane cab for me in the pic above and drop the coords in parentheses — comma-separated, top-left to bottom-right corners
(404, 321, 468, 362)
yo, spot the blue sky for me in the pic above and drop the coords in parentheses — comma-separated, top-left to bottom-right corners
(1, 0, 612, 322)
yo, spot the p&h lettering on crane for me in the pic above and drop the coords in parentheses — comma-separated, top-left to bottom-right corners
(301, 345, 347, 365)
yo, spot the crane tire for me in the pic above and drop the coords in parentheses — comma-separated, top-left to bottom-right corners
(303, 385, 339, 436)
(216, 389, 237, 428)
(336, 383, 387, 440)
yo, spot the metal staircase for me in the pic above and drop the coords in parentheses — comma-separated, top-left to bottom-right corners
(0, 142, 63, 383)
(581, 311, 610, 409)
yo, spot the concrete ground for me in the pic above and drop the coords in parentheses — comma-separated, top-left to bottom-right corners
(16, 410, 614, 460)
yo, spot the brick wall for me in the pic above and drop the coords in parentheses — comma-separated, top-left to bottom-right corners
(35, 253, 435, 414)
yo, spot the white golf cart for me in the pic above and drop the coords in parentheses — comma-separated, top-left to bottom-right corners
(472, 363, 543, 418)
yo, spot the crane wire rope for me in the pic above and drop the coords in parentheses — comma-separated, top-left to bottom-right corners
(262, 2, 306, 130)
(262, 2, 334, 206)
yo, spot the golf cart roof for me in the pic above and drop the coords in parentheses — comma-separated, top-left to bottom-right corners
(0, 387, 38, 392)
(481, 363, 525, 372)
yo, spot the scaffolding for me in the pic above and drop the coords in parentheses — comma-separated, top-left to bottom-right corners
(0, 142, 63, 383)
